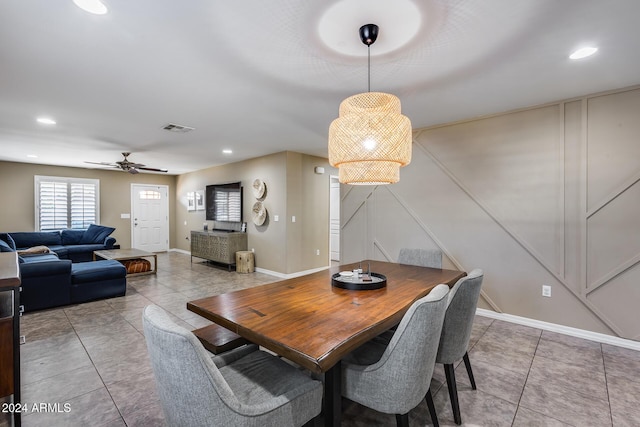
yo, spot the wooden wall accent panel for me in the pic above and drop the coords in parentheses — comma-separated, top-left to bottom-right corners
(586, 181, 640, 289)
(588, 264, 640, 340)
(340, 85, 640, 340)
(423, 105, 564, 275)
(587, 89, 640, 211)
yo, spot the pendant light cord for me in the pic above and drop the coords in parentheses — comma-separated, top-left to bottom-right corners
(367, 44, 371, 92)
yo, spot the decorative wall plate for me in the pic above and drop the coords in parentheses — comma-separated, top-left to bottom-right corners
(252, 179, 266, 199)
(252, 201, 267, 225)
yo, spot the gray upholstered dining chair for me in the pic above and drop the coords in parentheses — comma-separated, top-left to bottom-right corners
(142, 305, 323, 427)
(398, 248, 443, 269)
(341, 284, 450, 427)
(435, 269, 484, 425)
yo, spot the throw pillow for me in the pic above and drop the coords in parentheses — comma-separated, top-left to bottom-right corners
(61, 229, 85, 245)
(0, 233, 16, 250)
(0, 239, 14, 253)
(79, 224, 116, 244)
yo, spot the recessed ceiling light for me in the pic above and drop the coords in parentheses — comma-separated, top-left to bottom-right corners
(36, 117, 56, 125)
(27, 154, 38, 158)
(570, 46, 598, 60)
(72, 0, 108, 15)
(222, 149, 233, 154)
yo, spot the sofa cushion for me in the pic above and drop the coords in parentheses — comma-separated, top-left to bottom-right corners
(61, 229, 86, 245)
(0, 239, 14, 253)
(80, 224, 115, 244)
(65, 244, 106, 254)
(0, 233, 16, 250)
(71, 260, 126, 284)
(10, 231, 62, 248)
(47, 245, 69, 259)
(20, 253, 61, 263)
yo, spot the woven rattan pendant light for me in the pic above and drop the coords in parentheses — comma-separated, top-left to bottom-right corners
(328, 24, 412, 185)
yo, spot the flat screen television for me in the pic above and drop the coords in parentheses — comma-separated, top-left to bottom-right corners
(205, 182, 243, 223)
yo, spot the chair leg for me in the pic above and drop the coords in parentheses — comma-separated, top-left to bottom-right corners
(444, 363, 462, 425)
(425, 387, 439, 427)
(463, 352, 477, 390)
(395, 413, 409, 427)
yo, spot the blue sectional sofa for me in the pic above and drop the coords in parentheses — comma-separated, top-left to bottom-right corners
(0, 226, 127, 312)
(7, 224, 117, 263)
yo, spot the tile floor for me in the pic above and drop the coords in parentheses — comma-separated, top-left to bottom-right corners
(9, 252, 640, 426)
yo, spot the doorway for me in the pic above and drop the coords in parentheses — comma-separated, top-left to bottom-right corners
(131, 184, 169, 252)
(330, 176, 340, 262)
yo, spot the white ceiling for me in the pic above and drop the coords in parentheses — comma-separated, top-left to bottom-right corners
(1, 0, 639, 175)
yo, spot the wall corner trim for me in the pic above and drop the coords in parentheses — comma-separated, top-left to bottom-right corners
(476, 308, 640, 351)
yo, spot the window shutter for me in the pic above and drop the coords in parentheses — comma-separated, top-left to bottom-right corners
(35, 176, 100, 231)
(39, 181, 69, 231)
(70, 182, 97, 229)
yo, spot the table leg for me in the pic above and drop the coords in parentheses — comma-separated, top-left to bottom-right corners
(324, 360, 341, 427)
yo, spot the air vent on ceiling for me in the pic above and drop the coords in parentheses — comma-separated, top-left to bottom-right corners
(163, 123, 195, 133)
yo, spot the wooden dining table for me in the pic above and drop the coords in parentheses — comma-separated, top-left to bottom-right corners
(187, 260, 465, 427)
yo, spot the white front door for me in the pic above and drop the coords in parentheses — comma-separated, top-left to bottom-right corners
(330, 176, 340, 262)
(131, 184, 169, 252)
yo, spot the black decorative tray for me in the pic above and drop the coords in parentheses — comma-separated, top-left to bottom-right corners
(331, 272, 387, 290)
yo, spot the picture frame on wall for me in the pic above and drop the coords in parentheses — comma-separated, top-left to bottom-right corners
(187, 191, 195, 211)
(195, 189, 205, 211)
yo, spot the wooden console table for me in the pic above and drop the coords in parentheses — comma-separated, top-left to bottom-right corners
(0, 252, 22, 426)
(190, 231, 247, 270)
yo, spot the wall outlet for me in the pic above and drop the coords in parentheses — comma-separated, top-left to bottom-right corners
(274, 215, 279, 222)
(316, 249, 320, 256)
(542, 285, 551, 297)
(251, 248, 255, 252)
(291, 216, 296, 223)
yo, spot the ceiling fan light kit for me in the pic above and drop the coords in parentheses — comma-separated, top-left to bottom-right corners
(328, 23, 412, 185)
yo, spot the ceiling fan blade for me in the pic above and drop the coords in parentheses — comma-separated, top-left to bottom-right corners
(128, 168, 140, 174)
(84, 161, 117, 166)
(137, 167, 168, 173)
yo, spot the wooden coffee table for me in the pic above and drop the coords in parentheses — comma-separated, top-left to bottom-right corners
(93, 248, 157, 276)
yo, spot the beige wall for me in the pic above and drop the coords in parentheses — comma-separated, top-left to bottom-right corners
(341, 85, 640, 340)
(0, 161, 177, 249)
(176, 151, 334, 274)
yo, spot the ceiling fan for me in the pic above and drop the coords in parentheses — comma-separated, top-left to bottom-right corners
(85, 152, 168, 174)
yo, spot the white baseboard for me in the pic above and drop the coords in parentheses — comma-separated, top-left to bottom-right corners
(173, 249, 330, 278)
(476, 308, 640, 351)
(255, 265, 330, 279)
(170, 248, 190, 255)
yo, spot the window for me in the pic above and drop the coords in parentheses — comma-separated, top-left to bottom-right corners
(35, 176, 100, 231)
(214, 188, 242, 222)
(139, 190, 161, 200)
